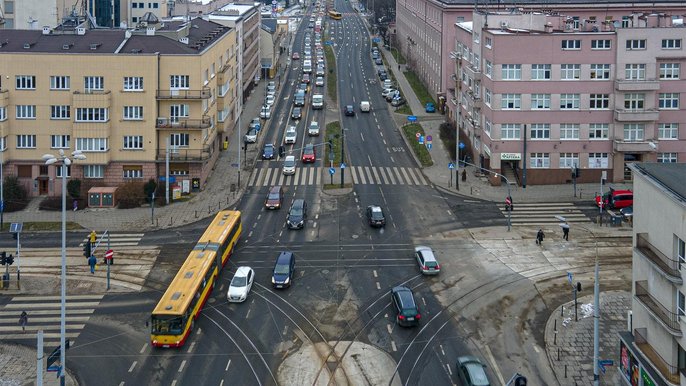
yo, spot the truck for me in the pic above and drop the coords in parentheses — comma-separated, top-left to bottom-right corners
(360, 101, 370, 112)
(312, 94, 324, 109)
(294, 91, 306, 107)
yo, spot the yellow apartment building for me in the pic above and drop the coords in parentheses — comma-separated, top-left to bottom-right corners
(0, 18, 238, 197)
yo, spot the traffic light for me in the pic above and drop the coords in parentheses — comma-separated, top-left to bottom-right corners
(0, 251, 5, 265)
(12, 232, 17, 240)
(514, 375, 527, 386)
(83, 242, 91, 258)
(505, 196, 513, 211)
(576, 282, 582, 292)
(5, 254, 13, 265)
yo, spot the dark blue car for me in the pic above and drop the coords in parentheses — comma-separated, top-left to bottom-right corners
(272, 251, 295, 288)
(262, 143, 275, 159)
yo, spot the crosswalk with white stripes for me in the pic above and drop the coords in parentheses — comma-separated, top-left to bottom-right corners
(249, 166, 429, 187)
(78, 233, 144, 248)
(0, 294, 104, 343)
(497, 202, 594, 226)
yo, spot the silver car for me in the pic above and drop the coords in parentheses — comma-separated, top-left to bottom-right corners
(415, 246, 440, 275)
(284, 126, 297, 144)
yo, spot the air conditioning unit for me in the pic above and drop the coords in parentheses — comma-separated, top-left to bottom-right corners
(500, 21, 508, 28)
(157, 118, 168, 126)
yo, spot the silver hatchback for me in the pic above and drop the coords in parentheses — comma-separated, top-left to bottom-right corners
(415, 246, 440, 275)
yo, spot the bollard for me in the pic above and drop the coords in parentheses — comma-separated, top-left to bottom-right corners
(561, 305, 564, 316)
(558, 347, 560, 361)
(208, 205, 211, 214)
(168, 217, 173, 226)
(564, 364, 567, 378)
(195, 210, 198, 218)
(554, 319, 557, 345)
(156, 218, 159, 227)
(470, 187, 473, 195)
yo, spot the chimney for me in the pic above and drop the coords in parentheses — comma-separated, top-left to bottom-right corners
(76, 27, 86, 35)
(42, 26, 52, 35)
(179, 37, 189, 45)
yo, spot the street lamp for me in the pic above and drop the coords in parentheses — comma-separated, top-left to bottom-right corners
(42, 149, 86, 386)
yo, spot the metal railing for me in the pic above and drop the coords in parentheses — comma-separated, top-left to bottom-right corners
(156, 117, 212, 129)
(636, 233, 683, 284)
(155, 145, 212, 162)
(635, 280, 681, 334)
(633, 328, 680, 383)
(156, 88, 212, 99)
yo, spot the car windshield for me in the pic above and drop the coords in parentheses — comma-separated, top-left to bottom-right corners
(371, 212, 384, 220)
(274, 264, 290, 274)
(304, 147, 314, 155)
(268, 192, 280, 200)
(284, 159, 295, 167)
(231, 276, 247, 287)
(464, 363, 489, 385)
(290, 208, 303, 216)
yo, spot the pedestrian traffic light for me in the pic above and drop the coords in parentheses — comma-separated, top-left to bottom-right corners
(11, 232, 17, 240)
(6, 254, 13, 265)
(83, 242, 91, 258)
(0, 251, 5, 265)
(576, 282, 582, 292)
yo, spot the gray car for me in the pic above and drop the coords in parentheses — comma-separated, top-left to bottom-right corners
(456, 356, 491, 386)
(415, 246, 440, 275)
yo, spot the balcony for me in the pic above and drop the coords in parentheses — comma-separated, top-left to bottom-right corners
(614, 108, 659, 122)
(634, 328, 681, 384)
(72, 90, 112, 108)
(615, 78, 660, 91)
(156, 117, 212, 130)
(156, 145, 212, 162)
(634, 281, 682, 336)
(0, 89, 8, 107)
(613, 140, 657, 153)
(636, 233, 683, 284)
(156, 88, 212, 100)
(465, 64, 481, 79)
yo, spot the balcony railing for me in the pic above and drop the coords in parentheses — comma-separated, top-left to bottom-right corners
(634, 328, 681, 383)
(156, 145, 212, 162)
(615, 78, 660, 91)
(636, 233, 683, 284)
(634, 281, 682, 335)
(613, 108, 659, 122)
(156, 117, 211, 130)
(613, 140, 658, 153)
(156, 88, 212, 99)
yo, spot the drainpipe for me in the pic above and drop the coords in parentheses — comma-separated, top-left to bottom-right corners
(522, 124, 527, 188)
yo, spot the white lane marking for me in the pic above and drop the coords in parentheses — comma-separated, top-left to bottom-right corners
(360, 132, 365, 142)
(197, 327, 202, 335)
(178, 359, 186, 372)
(187, 342, 196, 353)
(483, 344, 505, 385)
(387, 323, 393, 334)
(376, 282, 381, 290)
(533, 345, 540, 353)
(139, 344, 147, 354)
(225, 359, 232, 371)
(446, 363, 453, 375)
(440, 344, 445, 356)
(128, 361, 137, 373)
(373, 270, 378, 278)
(246, 308, 251, 319)
(422, 297, 427, 306)
(171, 381, 177, 386)
(118, 382, 125, 386)
(391, 341, 397, 352)
(368, 154, 373, 164)
(248, 230, 253, 238)
(390, 156, 395, 163)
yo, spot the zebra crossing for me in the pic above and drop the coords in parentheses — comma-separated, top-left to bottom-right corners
(249, 166, 429, 187)
(0, 294, 104, 343)
(78, 233, 144, 248)
(497, 202, 594, 226)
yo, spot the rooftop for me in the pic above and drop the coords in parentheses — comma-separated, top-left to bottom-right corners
(441, 0, 686, 5)
(631, 163, 686, 203)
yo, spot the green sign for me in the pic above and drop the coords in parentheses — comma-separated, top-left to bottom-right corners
(641, 368, 656, 386)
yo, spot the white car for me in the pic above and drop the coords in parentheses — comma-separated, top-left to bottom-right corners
(283, 155, 296, 175)
(284, 126, 297, 144)
(265, 95, 275, 106)
(315, 76, 325, 86)
(260, 105, 271, 119)
(308, 121, 320, 136)
(267, 81, 276, 92)
(381, 88, 396, 98)
(227, 266, 255, 303)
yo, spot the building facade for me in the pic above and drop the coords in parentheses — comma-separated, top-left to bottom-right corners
(452, 11, 686, 185)
(619, 162, 686, 386)
(0, 18, 238, 197)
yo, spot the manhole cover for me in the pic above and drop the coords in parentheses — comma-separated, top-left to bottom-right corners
(322, 270, 329, 274)
(351, 234, 359, 239)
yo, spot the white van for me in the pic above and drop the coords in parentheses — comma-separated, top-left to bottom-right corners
(303, 60, 312, 74)
(312, 94, 324, 109)
(360, 101, 370, 112)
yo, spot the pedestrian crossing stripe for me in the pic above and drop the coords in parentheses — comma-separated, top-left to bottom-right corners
(250, 166, 428, 187)
(498, 202, 593, 226)
(78, 233, 144, 247)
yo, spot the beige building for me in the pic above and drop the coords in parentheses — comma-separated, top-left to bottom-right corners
(620, 163, 686, 385)
(0, 17, 238, 197)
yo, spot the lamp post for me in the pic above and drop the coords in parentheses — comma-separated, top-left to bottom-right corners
(460, 160, 512, 231)
(42, 149, 86, 386)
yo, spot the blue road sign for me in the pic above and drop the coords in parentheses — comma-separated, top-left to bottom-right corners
(426, 135, 432, 142)
(407, 115, 418, 123)
(418, 135, 424, 145)
(373, 37, 381, 43)
(599, 359, 614, 367)
(0, 200, 4, 212)
(426, 143, 432, 150)
(325, 41, 333, 46)
(459, 142, 466, 149)
(158, 176, 176, 183)
(341, 163, 346, 169)
(329, 167, 335, 175)
(448, 162, 455, 169)
(567, 272, 573, 285)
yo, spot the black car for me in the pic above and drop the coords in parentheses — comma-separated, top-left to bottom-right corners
(292, 107, 302, 120)
(344, 105, 355, 116)
(375, 58, 383, 65)
(379, 72, 388, 81)
(391, 286, 421, 327)
(272, 251, 295, 288)
(366, 205, 386, 227)
(287, 199, 307, 229)
(262, 143, 275, 159)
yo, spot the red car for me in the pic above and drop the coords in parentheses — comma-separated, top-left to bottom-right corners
(302, 144, 316, 163)
(302, 74, 310, 84)
(595, 189, 633, 209)
(292, 52, 300, 60)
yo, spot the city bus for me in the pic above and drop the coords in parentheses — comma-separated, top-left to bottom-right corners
(328, 10, 342, 20)
(150, 210, 242, 348)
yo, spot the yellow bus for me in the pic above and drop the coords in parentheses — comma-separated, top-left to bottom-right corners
(150, 210, 242, 348)
(328, 10, 342, 20)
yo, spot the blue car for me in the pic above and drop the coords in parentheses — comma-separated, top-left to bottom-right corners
(425, 103, 436, 113)
(262, 143, 275, 160)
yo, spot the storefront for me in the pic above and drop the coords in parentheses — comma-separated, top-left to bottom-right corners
(618, 332, 668, 386)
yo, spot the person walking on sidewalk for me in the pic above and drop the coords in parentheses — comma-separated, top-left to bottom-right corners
(561, 222, 570, 241)
(19, 311, 28, 332)
(536, 229, 545, 245)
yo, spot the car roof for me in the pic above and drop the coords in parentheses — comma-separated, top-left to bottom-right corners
(234, 266, 253, 277)
(415, 246, 437, 261)
(276, 251, 293, 263)
(392, 286, 416, 308)
(285, 155, 295, 161)
(269, 186, 281, 193)
(369, 205, 382, 213)
(265, 143, 274, 148)
(292, 199, 305, 207)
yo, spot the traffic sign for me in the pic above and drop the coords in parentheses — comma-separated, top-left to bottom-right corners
(567, 272, 573, 285)
(372, 37, 381, 43)
(426, 135, 432, 142)
(340, 163, 346, 169)
(329, 167, 335, 175)
(459, 142, 466, 149)
(599, 359, 614, 374)
(0, 200, 4, 212)
(407, 115, 418, 123)
(448, 162, 455, 170)
(415, 132, 421, 139)
(426, 143, 432, 150)
(325, 41, 333, 45)
(418, 135, 424, 145)
(105, 249, 114, 259)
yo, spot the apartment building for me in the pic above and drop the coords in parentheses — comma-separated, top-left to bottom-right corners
(452, 11, 686, 185)
(619, 162, 686, 386)
(0, 17, 238, 197)
(207, 3, 260, 104)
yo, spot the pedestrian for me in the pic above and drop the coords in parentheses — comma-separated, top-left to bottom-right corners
(536, 229, 545, 245)
(88, 255, 97, 274)
(561, 222, 570, 241)
(19, 311, 28, 332)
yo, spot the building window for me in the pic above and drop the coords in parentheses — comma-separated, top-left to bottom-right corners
(55, 165, 71, 178)
(0, 107, 6, 121)
(625, 64, 646, 80)
(589, 124, 609, 140)
(658, 123, 679, 140)
(123, 76, 144, 91)
(76, 138, 108, 152)
(659, 93, 680, 109)
(626, 39, 646, 50)
(677, 236, 686, 268)
(123, 166, 144, 179)
(662, 39, 682, 49)
(76, 108, 108, 122)
(501, 64, 521, 80)
(591, 39, 611, 49)
(590, 64, 611, 80)
(624, 93, 645, 110)
(484, 36, 492, 48)
(83, 165, 104, 179)
(484, 118, 491, 137)
(501, 94, 521, 109)
(0, 136, 6, 150)
(50, 76, 70, 90)
(589, 153, 609, 168)
(16, 134, 36, 148)
(560, 153, 579, 168)
(678, 290, 686, 317)
(531, 64, 551, 80)
(530, 124, 550, 139)
(561, 40, 581, 50)
(51, 135, 70, 149)
(15, 105, 36, 119)
(531, 94, 551, 109)
(560, 64, 580, 80)
(500, 124, 521, 140)
(170, 75, 190, 89)
(132, 2, 138, 7)
(660, 63, 680, 79)
(560, 124, 580, 140)
(623, 124, 645, 141)
(658, 153, 678, 163)
(132, 17, 138, 23)
(589, 94, 610, 109)
(170, 133, 190, 147)
(530, 153, 550, 168)
(15, 75, 36, 89)
(484, 89, 491, 105)
(170, 105, 189, 122)
(50, 105, 71, 120)
(84, 76, 104, 91)
(560, 94, 580, 109)
(124, 136, 144, 149)
(485, 60, 492, 77)
(123, 106, 144, 120)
